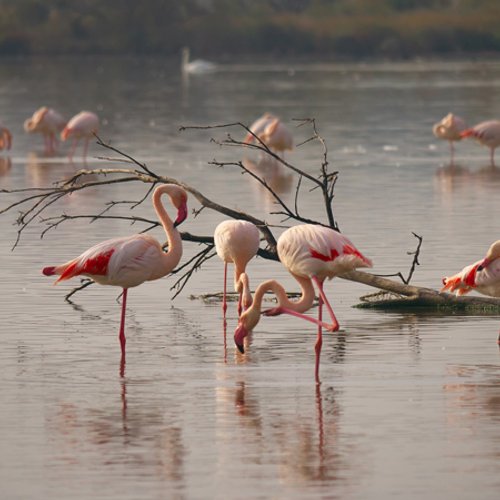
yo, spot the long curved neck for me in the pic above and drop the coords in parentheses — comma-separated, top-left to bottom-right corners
(252, 274, 315, 315)
(152, 186, 183, 277)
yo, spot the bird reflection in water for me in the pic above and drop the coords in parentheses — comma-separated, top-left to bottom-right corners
(0, 156, 11, 176)
(242, 156, 293, 208)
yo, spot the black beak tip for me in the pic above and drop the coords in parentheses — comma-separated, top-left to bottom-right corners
(236, 343, 245, 354)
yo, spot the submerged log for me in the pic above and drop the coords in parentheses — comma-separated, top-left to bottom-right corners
(342, 270, 500, 311)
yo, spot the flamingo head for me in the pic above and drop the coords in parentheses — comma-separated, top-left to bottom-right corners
(233, 307, 260, 354)
(479, 239, 500, 271)
(171, 188, 189, 227)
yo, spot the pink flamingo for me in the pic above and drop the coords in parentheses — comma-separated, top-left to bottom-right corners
(42, 184, 188, 359)
(460, 120, 500, 164)
(234, 224, 372, 381)
(214, 220, 260, 319)
(442, 240, 500, 343)
(244, 113, 293, 156)
(61, 111, 99, 160)
(24, 107, 66, 155)
(432, 113, 466, 159)
(0, 122, 12, 151)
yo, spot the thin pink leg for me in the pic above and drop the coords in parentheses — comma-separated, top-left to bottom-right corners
(82, 137, 90, 161)
(312, 276, 339, 332)
(315, 294, 323, 383)
(68, 138, 78, 160)
(222, 262, 228, 319)
(119, 288, 128, 355)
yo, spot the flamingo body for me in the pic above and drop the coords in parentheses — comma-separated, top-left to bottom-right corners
(24, 107, 66, 154)
(433, 113, 466, 142)
(214, 219, 260, 317)
(234, 224, 372, 381)
(0, 122, 12, 151)
(442, 240, 500, 298)
(245, 113, 293, 155)
(42, 184, 188, 356)
(61, 111, 99, 160)
(461, 120, 500, 164)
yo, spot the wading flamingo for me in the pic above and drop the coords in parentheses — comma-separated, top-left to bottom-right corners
(214, 220, 260, 319)
(234, 224, 372, 382)
(244, 113, 294, 157)
(432, 113, 466, 159)
(0, 122, 12, 151)
(24, 107, 66, 155)
(42, 184, 188, 359)
(460, 120, 500, 165)
(61, 111, 99, 160)
(442, 240, 500, 343)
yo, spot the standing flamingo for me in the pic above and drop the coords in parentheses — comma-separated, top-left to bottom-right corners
(460, 120, 500, 165)
(244, 113, 293, 157)
(24, 107, 66, 155)
(42, 184, 188, 359)
(0, 122, 12, 151)
(234, 224, 372, 381)
(432, 113, 466, 160)
(61, 111, 99, 160)
(442, 240, 500, 343)
(214, 220, 260, 319)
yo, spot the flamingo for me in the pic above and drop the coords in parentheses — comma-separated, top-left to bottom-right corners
(61, 111, 99, 160)
(42, 184, 188, 358)
(460, 120, 500, 165)
(0, 122, 12, 151)
(432, 113, 466, 159)
(181, 47, 216, 75)
(234, 224, 372, 381)
(442, 240, 500, 343)
(24, 106, 66, 155)
(214, 220, 260, 319)
(244, 113, 294, 156)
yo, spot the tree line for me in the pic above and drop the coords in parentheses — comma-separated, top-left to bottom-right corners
(0, 0, 499, 58)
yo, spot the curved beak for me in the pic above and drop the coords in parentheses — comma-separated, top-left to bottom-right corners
(477, 257, 490, 272)
(174, 202, 188, 227)
(234, 322, 248, 354)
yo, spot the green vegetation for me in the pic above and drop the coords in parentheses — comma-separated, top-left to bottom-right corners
(0, 0, 499, 58)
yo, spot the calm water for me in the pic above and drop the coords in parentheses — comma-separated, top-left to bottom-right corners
(1, 56, 500, 499)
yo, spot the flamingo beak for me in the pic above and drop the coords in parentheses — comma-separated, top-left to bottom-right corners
(234, 322, 248, 354)
(477, 257, 490, 272)
(174, 202, 188, 227)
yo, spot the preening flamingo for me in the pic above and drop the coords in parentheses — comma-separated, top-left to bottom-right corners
(181, 47, 216, 75)
(214, 220, 260, 319)
(0, 122, 12, 151)
(234, 224, 372, 381)
(24, 107, 66, 155)
(61, 111, 99, 160)
(460, 120, 500, 164)
(42, 184, 188, 358)
(432, 113, 466, 159)
(442, 240, 500, 342)
(244, 113, 294, 156)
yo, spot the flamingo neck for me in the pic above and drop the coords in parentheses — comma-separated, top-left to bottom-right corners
(235, 272, 252, 310)
(152, 186, 183, 277)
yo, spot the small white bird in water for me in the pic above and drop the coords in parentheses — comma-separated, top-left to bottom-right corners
(181, 47, 216, 75)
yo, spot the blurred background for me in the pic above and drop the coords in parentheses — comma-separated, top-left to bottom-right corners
(1, 0, 499, 60)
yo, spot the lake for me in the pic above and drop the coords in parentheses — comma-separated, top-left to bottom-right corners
(0, 55, 500, 499)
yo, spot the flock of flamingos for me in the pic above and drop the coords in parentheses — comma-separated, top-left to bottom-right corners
(1, 107, 500, 381)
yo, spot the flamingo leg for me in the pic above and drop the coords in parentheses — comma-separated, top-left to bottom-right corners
(119, 288, 128, 354)
(68, 138, 79, 160)
(312, 276, 339, 332)
(82, 137, 90, 160)
(222, 262, 228, 318)
(315, 294, 323, 383)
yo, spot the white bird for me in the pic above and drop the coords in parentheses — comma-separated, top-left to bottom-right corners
(460, 120, 500, 165)
(214, 220, 260, 319)
(24, 107, 66, 155)
(181, 47, 216, 75)
(61, 111, 99, 160)
(432, 113, 466, 159)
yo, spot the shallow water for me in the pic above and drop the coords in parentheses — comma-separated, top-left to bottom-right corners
(1, 56, 500, 499)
